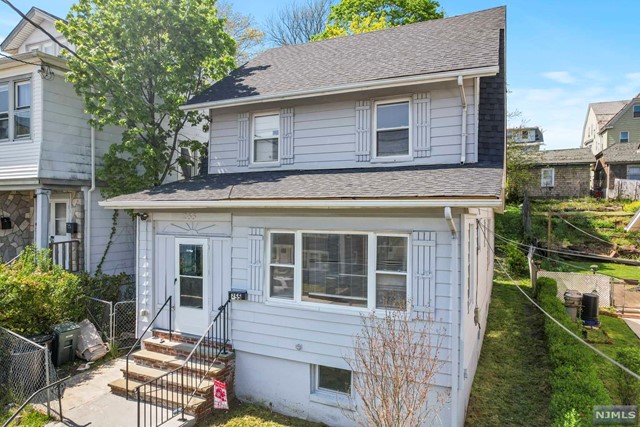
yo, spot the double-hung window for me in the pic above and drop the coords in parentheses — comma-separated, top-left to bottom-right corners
(541, 168, 555, 187)
(268, 231, 409, 310)
(620, 131, 630, 143)
(252, 113, 279, 163)
(633, 105, 640, 119)
(375, 100, 410, 157)
(0, 79, 31, 142)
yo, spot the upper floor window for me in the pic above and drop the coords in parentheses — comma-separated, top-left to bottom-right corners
(521, 130, 529, 140)
(375, 100, 410, 157)
(634, 105, 640, 119)
(0, 79, 31, 142)
(541, 168, 555, 187)
(620, 131, 629, 143)
(252, 113, 279, 164)
(27, 41, 56, 56)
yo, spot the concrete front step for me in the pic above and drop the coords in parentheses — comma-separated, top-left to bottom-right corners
(121, 364, 215, 395)
(152, 329, 231, 351)
(108, 378, 206, 417)
(143, 337, 234, 363)
(133, 349, 225, 380)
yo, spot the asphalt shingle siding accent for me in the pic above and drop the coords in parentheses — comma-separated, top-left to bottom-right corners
(477, 28, 505, 165)
(107, 165, 503, 203)
(186, 7, 505, 106)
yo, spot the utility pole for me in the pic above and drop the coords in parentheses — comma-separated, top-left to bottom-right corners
(547, 210, 552, 250)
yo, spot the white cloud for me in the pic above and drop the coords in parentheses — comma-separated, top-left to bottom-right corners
(613, 73, 640, 97)
(541, 71, 576, 85)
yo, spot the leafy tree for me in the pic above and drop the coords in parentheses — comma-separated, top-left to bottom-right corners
(264, 0, 332, 46)
(506, 110, 535, 203)
(313, 0, 444, 40)
(57, 0, 236, 198)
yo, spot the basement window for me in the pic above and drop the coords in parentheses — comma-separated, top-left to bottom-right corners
(314, 365, 352, 395)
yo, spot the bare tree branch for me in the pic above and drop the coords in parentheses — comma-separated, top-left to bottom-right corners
(264, 0, 333, 46)
(218, 0, 265, 63)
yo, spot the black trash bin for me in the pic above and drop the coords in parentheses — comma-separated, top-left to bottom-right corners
(29, 334, 54, 351)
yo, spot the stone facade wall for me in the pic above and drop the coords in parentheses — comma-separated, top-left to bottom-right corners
(526, 165, 591, 199)
(0, 191, 34, 262)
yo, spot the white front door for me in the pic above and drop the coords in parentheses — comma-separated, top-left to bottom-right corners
(49, 199, 72, 269)
(174, 238, 209, 335)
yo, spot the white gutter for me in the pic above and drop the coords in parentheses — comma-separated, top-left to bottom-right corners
(445, 206, 461, 427)
(181, 66, 499, 111)
(458, 76, 468, 165)
(84, 121, 97, 273)
(99, 198, 503, 210)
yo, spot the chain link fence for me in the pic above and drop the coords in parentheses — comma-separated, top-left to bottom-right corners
(0, 327, 60, 407)
(86, 297, 137, 351)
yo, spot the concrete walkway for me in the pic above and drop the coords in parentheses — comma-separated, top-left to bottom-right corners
(623, 317, 640, 340)
(45, 357, 193, 427)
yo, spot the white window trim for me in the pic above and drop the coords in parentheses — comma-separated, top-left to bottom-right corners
(372, 97, 413, 162)
(266, 229, 411, 313)
(175, 237, 209, 311)
(620, 131, 630, 143)
(0, 77, 32, 143)
(310, 365, 355, 410)
(250, 111, 280, 167)
(541, 168, 555, 188)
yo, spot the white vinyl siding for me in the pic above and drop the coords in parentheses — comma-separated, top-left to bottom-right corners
(541, 168, 555, 187)
(208, 81, 476, 174)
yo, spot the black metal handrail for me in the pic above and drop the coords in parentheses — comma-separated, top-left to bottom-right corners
(2, 376, 70, 427)
(126, 296, 172, 399)
(135, 298, 231, 427)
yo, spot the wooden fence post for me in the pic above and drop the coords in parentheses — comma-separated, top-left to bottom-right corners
(547, 210, 552, 250)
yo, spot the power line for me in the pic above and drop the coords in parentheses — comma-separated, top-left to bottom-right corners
(478, 222, 640, 381)
(0, 52, 40, 66)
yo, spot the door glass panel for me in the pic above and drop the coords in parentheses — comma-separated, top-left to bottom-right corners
(179, 244, 204, 308)
(54, 203, 67, 236)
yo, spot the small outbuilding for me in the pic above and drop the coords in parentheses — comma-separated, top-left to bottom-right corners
(525, 148, 594, 198)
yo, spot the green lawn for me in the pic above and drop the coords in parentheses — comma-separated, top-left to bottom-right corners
(465, 279, 552, 426)
(559, 260, 640, 281)
(0, 405, 50, 427)
(198, 400, 325, 427)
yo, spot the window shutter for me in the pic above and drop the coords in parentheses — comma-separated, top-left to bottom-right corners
(412, 93, 431, 158)
(355, 100, 371, 162)
(411, 231, 437, 319)
(247, 227, 265, 302)
(281, 107, 294, 164)
(237, 112, 250, 166)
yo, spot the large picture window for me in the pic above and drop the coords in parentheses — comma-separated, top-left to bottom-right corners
(253, 113, 279, 163)
(375, 100, 410, 157)
(0, 79, 30, 142)
(268, 231, 409, 310)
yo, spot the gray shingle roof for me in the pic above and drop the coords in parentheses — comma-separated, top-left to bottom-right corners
(530, 148, 594, 165)
(601, 142, 640, 164)
(106, 165, 503, 204)
(186, 7, 505, 106)
(590, 100, 628, 127)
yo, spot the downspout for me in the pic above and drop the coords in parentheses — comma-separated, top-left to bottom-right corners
(458, 76, 468, 164)
(84, 121, 96, 273)
(445, 207, 461, 426)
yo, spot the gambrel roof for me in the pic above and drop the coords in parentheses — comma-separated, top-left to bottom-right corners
(185, 7, 505, 109)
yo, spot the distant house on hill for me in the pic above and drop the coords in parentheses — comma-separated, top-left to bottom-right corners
(594, 141, 640, 198)
(507, 126, 543, 151)
(582, 94, 640, 154)
(524, 148, 594, 198)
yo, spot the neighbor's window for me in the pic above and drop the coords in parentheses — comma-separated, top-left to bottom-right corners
(375, 100, 410, 157)
(541, 168, 555, 187)
(14, 81, 31, 139)
(0, 84, 8, 140)
(302, 233, 368, 307)
(628, 165, 640, 181)
(521, 130, 530, 140)
(376, 236, 408, 310)
(269, 232, 295, 300)
(253, 113, 279, 163)
(268, 231, 410, 310)
(620, 131, 630, 143)
(315, 365, 352, 395)
(634, 105, 640, 119)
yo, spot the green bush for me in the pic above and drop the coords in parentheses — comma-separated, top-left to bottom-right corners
(537, 277, 611, 426)
(79, 271, 134, 303)
(614, 347, 640, 405)
(505, 244, 529, 278)
(0, 246, 84, 336)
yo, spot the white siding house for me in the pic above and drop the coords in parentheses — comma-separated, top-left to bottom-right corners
(103, 7, 506, 426)
(0, 7, 133, 274)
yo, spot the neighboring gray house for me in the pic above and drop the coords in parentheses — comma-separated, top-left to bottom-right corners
(103, 7, 506, 427)
(0, 8, 134, 273)
(525, 148, 594, 198)
(594, 142, 640, 198)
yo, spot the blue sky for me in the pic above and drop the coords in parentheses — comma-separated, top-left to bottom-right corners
(1, 0, 639, 150)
